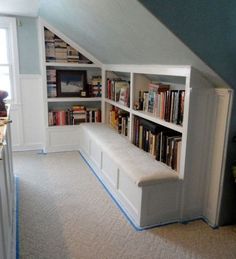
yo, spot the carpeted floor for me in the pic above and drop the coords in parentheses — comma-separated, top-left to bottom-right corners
(14, 151, 236, 259)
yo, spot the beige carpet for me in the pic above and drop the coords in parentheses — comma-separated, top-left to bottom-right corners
(14, 151, 236, 259)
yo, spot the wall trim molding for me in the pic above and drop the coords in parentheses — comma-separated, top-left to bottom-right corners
(13, 144, 44, 152)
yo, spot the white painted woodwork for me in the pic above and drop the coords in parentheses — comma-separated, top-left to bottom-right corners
(118, 168, 141, 215)
(203, 89, 233, 227)
(20, 75, 44, 147)
(79, 125, 181, 228)
(38, 19, 103, 152)
(0, 120, 14, 259)
(11, 74, 44, 151)
(78, 65, 231, 228)
(101, 152, 119, 189)
(104, 99, 131, 113)
(103, 64, 194, 179)
(132, 110, 183, 133)
(36, 20, 231, 228)
(47, 97, 101, 103)
(10, 105, 23, 149)
(47, 127, 80, 152)
(45, 62, 100, 68)
(90, 140, 102, 170)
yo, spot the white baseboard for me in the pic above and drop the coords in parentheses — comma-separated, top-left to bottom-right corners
(13, 144, 44, 152)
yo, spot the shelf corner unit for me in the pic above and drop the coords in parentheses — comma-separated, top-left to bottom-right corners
(103, 64, 214, 181)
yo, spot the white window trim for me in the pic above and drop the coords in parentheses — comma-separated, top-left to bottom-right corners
(0, 16, 20, 105)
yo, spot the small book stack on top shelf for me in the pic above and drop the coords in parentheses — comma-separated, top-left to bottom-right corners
(134, 82, 185, 126)
(44, 28, 92, 64)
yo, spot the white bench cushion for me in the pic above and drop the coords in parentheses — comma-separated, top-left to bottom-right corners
(80, 123, 179, 187)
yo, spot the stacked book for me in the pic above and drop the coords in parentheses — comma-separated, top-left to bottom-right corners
(45, 40, 56, 62)
(54, 37, 67, 62)
(107, 79, 130, 107)
(88, 76, 102, 97)
(67, 46, 79, 63)
(133, 116, 182, 172)
(47, 69, 57, 97)
(44, 28, 92, 64)
(71, 105, 87, 125)
(109, 107, 129, 136)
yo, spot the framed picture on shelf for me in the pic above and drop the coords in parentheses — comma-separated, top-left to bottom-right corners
(56, 70, 87, 97)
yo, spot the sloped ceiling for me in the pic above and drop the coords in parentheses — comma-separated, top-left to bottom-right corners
(138, 0, 236, 89)
(39, 0, 227, 87)
(0, 0, 39, 17)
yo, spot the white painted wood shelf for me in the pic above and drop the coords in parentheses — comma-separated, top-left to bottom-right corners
(132, 110, 183, 133)
(45, 62, 100, 68)
(104, 98, 130, 112)
(47, 97, 101, 102)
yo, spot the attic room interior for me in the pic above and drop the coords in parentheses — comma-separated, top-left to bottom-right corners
(0, 0, 236, 258)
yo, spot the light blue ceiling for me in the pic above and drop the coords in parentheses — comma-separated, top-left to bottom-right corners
(38, 0, 227, 87)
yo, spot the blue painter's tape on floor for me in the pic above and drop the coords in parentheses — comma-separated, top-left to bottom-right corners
(15, 176, 20, 259)
(79, 151, 208, 231)
(79, 152, 143, 231)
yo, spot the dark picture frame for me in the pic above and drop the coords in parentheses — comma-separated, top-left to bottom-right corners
(56, 70, 87, 97)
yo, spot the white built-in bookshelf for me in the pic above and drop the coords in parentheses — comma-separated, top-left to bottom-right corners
(39, 19, 103, 152)
(39, 19, 232, 228)
(103, 65, 190, 178)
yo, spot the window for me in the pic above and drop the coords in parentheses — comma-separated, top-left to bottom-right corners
(0, 17, 19, 103)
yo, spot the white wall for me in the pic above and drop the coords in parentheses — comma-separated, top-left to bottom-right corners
(11, 74, 44, 151)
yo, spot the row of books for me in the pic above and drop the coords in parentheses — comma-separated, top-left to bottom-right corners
(135, 83, 185, 126)
(44, 28, 92, 64)
(109, 107, 129, 137)
(133, 116, 182, 172)
(48, 106, 101, 126)
(106, 79, 130, 107)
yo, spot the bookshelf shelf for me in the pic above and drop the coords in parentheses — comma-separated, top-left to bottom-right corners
(132, 110, 183, 133)
(47, 97, 102, 102)
(45, 62, 100, 68)
(103, 65, 188, 177)
(47, 125, 80, 130)
(105, 98, 130, 112)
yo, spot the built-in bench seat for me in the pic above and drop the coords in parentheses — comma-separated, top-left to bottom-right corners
(79, 123, 181, 229)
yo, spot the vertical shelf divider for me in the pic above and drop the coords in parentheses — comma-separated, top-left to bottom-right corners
(101, 67, 106, 123)
(129, 72, 134, 142)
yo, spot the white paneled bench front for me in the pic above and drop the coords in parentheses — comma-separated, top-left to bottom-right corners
(79, 123, 181, 229)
